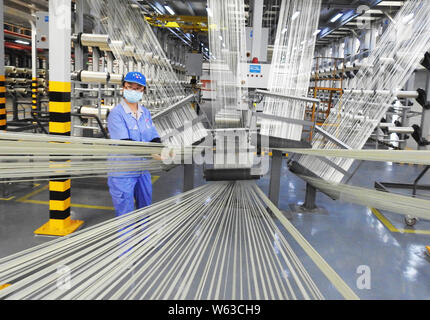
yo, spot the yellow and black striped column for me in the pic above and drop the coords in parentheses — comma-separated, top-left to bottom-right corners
(34, 81, 83, 236)
(34, 0, 83, 236)
(49, 81, 72, 136)
(0, 0, 11, 290)
(48, 81, 72, 225)
(30, 17, 38, 127)
(0, 25, 5, 130)
(31, 77, 38, 118)
(0, 0, 5, 130)
(0, 75, 5, 130)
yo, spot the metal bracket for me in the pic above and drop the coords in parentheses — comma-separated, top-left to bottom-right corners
(314, 126, 352, 150)
(255, 89, 321, 104)
(315, 155, 351, 177)
(152, 94, 196, 120)
(256, 112, 314, 127)
(160, 114, 207, 141)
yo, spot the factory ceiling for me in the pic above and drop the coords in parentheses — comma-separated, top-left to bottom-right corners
(138, 0, 406, 48)
(2, 0, 407, 50)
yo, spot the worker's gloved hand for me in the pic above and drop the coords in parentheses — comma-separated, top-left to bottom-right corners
(151, 154, 164, 161)
(150, 137, 175, 161)
(152, 148, 176, 162)
(150, 138, 162, 143)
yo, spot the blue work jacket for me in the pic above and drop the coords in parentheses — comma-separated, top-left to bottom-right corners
(107, 99, 160, 177)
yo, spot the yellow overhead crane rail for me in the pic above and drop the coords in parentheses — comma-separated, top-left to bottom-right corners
(145, 15, 208, 32)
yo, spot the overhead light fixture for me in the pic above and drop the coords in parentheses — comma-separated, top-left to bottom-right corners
(313, 29, 321, 36)
(377, 1, 404, 6)
(153, 7, 163, 15)
(355, 16, 379, 21)
(330, 13, 343, 23)
(164, 5, 175, 15)
(292, 11, 300, 21)
(219, 35, 223, 41)
(365, 9, 384, 14)
(15, 40, 30, 45)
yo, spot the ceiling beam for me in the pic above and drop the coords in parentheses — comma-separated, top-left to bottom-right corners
(185, 1, 196, 16)
(318, 0, 384, 39)
(134, 0, 193, 48)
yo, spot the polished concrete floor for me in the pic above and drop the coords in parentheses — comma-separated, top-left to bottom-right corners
(0, 159, 429, 300)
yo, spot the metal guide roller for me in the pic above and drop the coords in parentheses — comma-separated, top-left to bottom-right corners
(72, 70, 124, 85)
(204, 168, 261, 181)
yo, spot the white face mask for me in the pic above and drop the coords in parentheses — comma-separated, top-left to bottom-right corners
(124, 89, 143, 103)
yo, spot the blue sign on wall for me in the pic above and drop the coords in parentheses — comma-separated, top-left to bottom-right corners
(249, 65, 262, 74)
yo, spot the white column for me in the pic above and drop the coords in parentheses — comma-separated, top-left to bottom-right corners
(251, 0, 264, 60)
(49, 0, 71, 83)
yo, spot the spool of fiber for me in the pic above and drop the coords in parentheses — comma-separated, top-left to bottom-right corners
(5, 66, 17, 74)
(80, 33, 110, 48)
(79, 71, 109, 84)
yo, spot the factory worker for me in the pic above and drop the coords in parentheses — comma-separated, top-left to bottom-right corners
(107, 71, 161, 217)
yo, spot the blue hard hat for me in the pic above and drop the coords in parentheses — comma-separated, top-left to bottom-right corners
(123, 72, 147, 87)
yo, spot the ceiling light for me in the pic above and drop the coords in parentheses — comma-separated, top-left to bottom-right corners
(355, 16, 379, 20)
(15, 40, 30, 45)
(365, 9, 384, 14)
(377, 1, 404, 6)
(330, 13, 343, 23)
(164, 5, 175, 15)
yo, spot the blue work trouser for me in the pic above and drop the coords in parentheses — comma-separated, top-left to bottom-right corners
(108, 173, 152, 258)
(108, 173, 152, 217)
